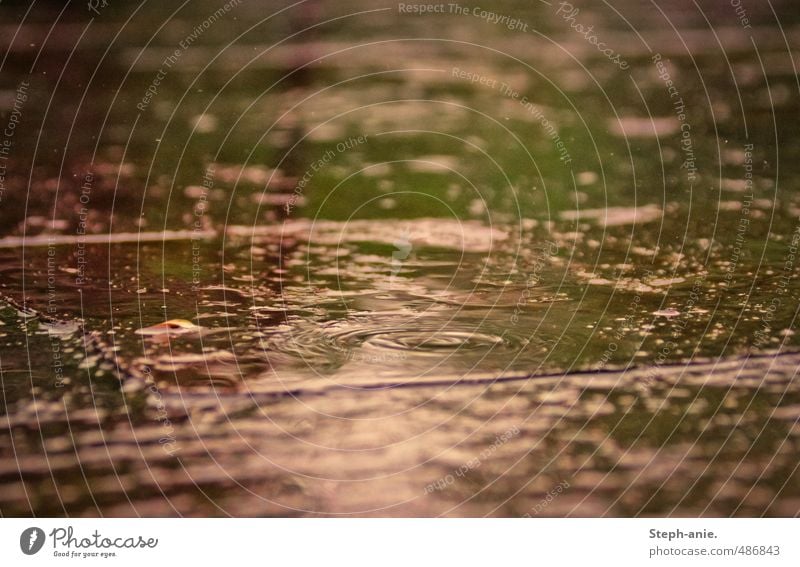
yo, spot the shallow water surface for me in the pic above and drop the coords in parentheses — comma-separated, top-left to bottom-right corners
(1, 0, 800, 516)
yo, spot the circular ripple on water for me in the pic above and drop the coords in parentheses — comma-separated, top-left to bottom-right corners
(362, 328, 505, 353)
(260, 317, 549, 379)
(323, 322, 532, 357)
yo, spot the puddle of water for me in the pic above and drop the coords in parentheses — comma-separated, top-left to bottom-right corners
(2, 0, 800, 516)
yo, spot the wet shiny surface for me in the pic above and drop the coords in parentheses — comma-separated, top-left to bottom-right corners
(1, 0, 800, 516)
